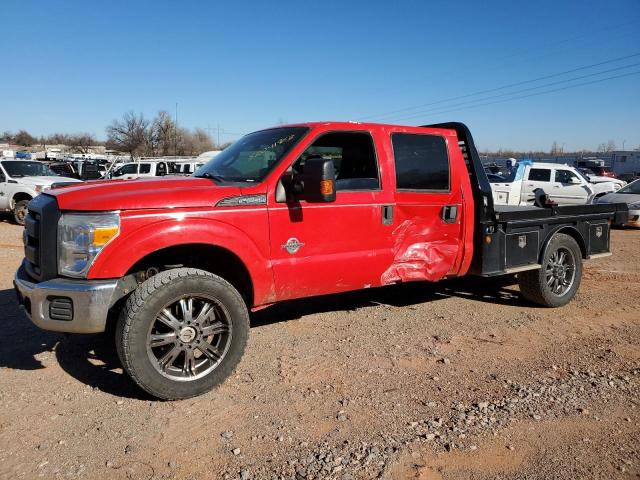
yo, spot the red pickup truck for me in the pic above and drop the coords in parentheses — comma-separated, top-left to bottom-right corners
(14, 122, 628, 399)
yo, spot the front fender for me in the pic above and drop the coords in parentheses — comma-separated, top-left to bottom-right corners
(88, 216, 275, 305)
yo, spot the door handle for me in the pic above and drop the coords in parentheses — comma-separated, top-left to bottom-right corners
(382, 205, 393, 225)
(441, 205, 458, 224)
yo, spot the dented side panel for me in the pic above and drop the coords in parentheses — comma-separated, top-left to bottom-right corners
(381, 203, 462, 284)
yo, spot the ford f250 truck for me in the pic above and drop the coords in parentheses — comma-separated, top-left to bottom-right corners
(14, 122, 628, 400)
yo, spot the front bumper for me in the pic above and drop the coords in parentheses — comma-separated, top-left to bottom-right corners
(624, 209, 640, 227)
(14, 261, 119, 333)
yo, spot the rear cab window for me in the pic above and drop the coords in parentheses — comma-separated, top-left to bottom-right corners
(391, 133, 450, 191)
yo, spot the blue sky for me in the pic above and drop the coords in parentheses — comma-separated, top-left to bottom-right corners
(1, 0, 639, 151)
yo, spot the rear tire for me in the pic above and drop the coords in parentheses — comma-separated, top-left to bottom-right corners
(518, 233, 582, 307)
(13, 200, 29, 225)
(116, 268, 249, 400)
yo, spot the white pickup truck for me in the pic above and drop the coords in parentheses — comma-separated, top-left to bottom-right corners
(0, 160, 82, 224)
(491, 161, 623, 206)
(108, 160, 175, 179)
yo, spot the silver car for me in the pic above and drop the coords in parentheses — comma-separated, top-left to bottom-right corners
(596, 179, 640, 227)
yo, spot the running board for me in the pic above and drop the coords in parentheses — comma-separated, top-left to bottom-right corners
(504, 264, 542, 274)
(586, 252, 612, 260)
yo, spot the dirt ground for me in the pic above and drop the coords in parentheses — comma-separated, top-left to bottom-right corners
(0, 218, 638, 480)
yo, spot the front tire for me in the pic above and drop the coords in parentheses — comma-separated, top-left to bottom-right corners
(116, 268, 249, 400)
(13, 200, 29, 225)
(518, 233, 583, 307)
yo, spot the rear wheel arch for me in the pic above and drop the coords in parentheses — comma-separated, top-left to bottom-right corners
(540, 226, 586, 261)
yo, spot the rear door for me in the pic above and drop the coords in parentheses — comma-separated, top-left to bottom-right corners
(268, 129, 395, 300)
(522, 167, 552, 204)
(384, 130, 466, 283)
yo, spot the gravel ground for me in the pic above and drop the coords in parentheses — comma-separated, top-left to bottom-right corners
(0, 217, 638, 480)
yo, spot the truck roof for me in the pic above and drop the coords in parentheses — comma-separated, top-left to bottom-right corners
(258, 121, 456, 134)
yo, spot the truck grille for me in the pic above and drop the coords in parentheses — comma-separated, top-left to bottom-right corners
(23, 194, 61, 282)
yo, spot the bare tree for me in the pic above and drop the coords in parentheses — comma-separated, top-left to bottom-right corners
(68, 133, 96, 154)
(13, 130, 36, 146)
(597, 140, 617, 153)
(106, 111, 148, 159)
(150, 111, 176, 156)
(550, 141, 560, 155)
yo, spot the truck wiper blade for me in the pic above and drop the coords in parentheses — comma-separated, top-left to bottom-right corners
(195, 172, 225, 182)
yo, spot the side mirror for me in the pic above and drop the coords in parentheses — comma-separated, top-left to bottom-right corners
(299, 157, 336, 203)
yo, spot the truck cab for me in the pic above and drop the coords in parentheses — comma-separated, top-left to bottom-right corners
(14, 122, 628, 400)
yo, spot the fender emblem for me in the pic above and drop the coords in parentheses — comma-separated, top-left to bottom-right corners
(518, 235, 527, 249)
(282, 238, 304, 255)
(595, 226, 603, 238)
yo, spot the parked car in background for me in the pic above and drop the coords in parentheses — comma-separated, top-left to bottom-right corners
(46, 161, 79, 179)
(173, 161, 205, 175)
(577, 168, 626, 188)
(491, 161, 621, 206)
(0, 160, 82, 224)
(596, 179, 640, 227)
(575, 159, 617, 178)
(108, 160, 175, 179)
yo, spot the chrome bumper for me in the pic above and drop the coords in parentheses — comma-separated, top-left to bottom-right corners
(14, 261, 119, 334)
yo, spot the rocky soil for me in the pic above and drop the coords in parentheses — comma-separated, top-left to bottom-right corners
(0, 218, 638, 480)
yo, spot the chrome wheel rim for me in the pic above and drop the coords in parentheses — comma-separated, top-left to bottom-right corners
(146, 295, 232, 381)
(16, 205, 26, 223)
(544, 247, 576, 297)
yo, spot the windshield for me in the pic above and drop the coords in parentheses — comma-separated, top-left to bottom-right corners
(575, 169, 591, 182)
(1, 161, 56, 177)
(618, 179, 640, 194)
(194, 127, 308, 182)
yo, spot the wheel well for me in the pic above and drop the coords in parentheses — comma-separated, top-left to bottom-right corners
(126, 244, 254, 306)
(548, 227, 587, 259)
(12, 192, 32, 207)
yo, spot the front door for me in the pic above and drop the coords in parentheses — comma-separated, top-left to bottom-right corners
(552, 168, 589, 204)
(268, 131, 394, 301)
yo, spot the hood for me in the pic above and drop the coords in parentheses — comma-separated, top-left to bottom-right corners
(588, 175, 624, 185)
(16, 175, 82, 186)
(597, 192, 640, 205)
(46, 176, 243, 211)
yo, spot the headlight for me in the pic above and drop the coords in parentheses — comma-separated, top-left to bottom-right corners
(57, 212, 120, 278)
(34, 185, 47, 193)
(630, 202, 640, 209)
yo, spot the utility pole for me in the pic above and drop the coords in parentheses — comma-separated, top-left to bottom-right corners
(175, 102, 178, 158)
(622, 140, 626, 151)
(217, 123, 220, 147)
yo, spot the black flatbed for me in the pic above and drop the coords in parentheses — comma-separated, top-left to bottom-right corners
(421, 122, 629, 277)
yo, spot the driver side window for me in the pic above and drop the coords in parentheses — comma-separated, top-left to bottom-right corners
(293, 132, 380, 191)
(555, 170, 578, 184)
